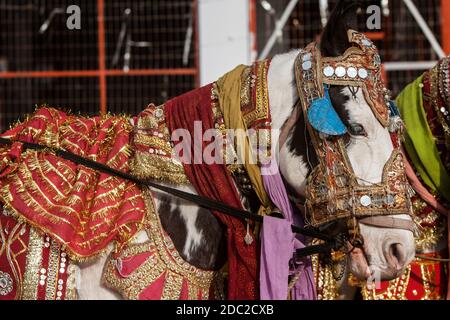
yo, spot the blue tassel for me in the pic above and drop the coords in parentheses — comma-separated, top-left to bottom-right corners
(388, 101, 401, 118)
(307, 88, 347, 136)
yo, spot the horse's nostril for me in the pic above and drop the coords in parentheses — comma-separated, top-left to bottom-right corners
(388, 243, 406, 270)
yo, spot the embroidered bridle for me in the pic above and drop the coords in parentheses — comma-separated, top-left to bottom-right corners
(294, 30, 415, 244)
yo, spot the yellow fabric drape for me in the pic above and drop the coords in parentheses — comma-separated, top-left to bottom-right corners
(216, 65, 272, 215)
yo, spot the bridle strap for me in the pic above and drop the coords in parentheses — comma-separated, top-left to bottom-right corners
(358, 216, 415, 233)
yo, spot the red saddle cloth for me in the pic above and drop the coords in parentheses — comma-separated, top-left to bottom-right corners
(0, 108, 146, 260)
(0, 210, 76, 300)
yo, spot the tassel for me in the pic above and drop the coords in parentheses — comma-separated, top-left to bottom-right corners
(244, 220, 254, 245)
(407, 183, 416, 198)
(411, 219, 423, 239)
(389, 115, 404, 133)
(388, 101, 404, 133)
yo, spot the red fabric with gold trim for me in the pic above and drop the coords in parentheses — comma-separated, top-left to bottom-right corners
(101, 190, 220, 300)
(0, 209, 75, 300)
(103, 244, 216, 300)
(364, 252, 447, 300)
(0, 211, 29, 299)
(118, 252, 216, 300)
(164, 85, 259, 300)
(0, 108, 146, 260)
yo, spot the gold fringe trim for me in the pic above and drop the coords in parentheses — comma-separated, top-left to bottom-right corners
(131, 151, 188, 185)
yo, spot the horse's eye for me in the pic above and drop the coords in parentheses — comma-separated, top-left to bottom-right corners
(349, 124, 367, 137)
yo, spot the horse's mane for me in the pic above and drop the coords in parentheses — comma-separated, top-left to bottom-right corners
(320, 0, 361, 57)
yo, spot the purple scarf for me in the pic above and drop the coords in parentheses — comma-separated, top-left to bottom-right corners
(260, 162, 316, 300)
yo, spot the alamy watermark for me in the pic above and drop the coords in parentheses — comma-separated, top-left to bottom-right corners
(61, 4, 381, 33)
(66, 5, 81, 30)
(366, 267, 383, 291)
(168, 123, 280, 174)
(366, 5, 382, 30)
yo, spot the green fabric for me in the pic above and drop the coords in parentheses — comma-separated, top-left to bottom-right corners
(396, 75, 450, 202)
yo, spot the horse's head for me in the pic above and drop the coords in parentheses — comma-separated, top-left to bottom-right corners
(271, 0, 415, 281)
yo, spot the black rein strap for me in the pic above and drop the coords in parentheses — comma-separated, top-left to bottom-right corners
(0, 137, 338, 256)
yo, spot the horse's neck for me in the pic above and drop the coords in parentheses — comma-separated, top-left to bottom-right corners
(268, 50, 300, 133)
(268, 50, 313, 197)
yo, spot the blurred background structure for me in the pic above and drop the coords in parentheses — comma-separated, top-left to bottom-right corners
(0, 0, 449, 131)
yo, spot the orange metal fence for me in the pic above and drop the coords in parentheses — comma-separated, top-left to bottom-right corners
(0, 0, 198, 131)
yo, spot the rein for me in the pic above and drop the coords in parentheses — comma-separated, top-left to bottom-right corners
(0, 137, 339, 257)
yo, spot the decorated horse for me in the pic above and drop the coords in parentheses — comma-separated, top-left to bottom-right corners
(0, 1, 416, 300)
(310, 51, 450, 300)
(351, 56, 450, 300)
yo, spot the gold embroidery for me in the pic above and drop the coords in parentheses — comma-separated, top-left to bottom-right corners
(242, 61, 271, 127)
(90, 194, 142, 219)
(102, 248, 166, 300)
(133, 135, 173, 155)
(188, 284, 199, 300)
(311, 253, 339, 300)
(420, 262, 440, 300)
(361, 265, 411, 300)
(30, 154, 69, 199)
(144, 190, 216, 290)
(102, 189, 218, 300)
(413, 207, 446, 251)
(21, 228, 43, 300)
(201, 289, 210, 300)
(0, 175, 141, 262)
(41, 159, 75, 190)
(60, 138, 85, 156)
(20, 159, 79, 217)
(11, 171, 76, 225)
(45, 239, 60, 300)
(161, 271, 183, 300)
(105, 144, 132, 168)
(131, 103, 189, 186)
(240, 67, 252, 107)
(131, 151, 188, 185)
(65, 264, 78, 300)
(92, 182, 129, 205)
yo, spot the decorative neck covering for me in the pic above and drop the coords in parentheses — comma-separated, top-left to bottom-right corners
(428, 57, 450, 172)
(397, 74, 450, 203)
(295, 31, 412, 227)
(164, 84, 260, 300)
(215, 62, 273, 215)
(396, 58, 450, 301)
